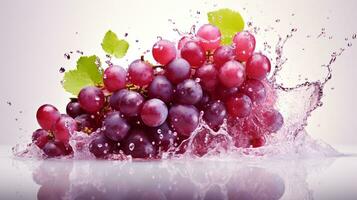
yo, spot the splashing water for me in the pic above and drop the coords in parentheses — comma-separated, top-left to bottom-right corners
(14, 21, 353, 161)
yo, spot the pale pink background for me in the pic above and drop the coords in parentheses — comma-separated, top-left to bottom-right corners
(0, 0, 357, 149)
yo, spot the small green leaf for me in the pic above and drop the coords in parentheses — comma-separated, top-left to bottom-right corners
(208, 8, 245, 45)
(62, 55, 103, 96)
(101, 30, 129, 58)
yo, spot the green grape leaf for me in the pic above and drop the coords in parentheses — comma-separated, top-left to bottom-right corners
(208, 8, 245, 45)
(62, 55, 103, 96)
(101, 30, 129, 58)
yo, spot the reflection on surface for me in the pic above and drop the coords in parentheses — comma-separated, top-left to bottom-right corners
(30, 159, 296, 200)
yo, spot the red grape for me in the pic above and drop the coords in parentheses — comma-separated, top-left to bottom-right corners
(178, 35, 194, 50)
(119, 90, 144, 117)
(259, 109, 284, 133)
(128, 60, 154, 87)
(53, 114, 78, 143)
(203, 100, 227, 131)
(123, 129, 156, 159)
(89, 135, 113, 158)
(66, 101, 84, 118)
(78, 86, 105, 113)
(165, 58, 191, 84)
(246, 53, 271, 80)
(103, 111, 130, 141)
(218, 60, 246, 88)
(225, 93, 252, 118)
(152, 39, 176, 65)
(213, 45, 235, 68)
(195, 64, 218, 91)
(249, 135, 266, 148)
(36, 104, 60, 131)
(103, 65, 127, 92)
(196, 24, 221, 51)
(240, 79, 267, 104)
(141, 98, 168, 127)
(32, 129, 49, 149)
(233, 31, 256, 62)
(169, 105, 199, 137)
(175, 79, 203, 105)
(148, 75, 173, 103)
(180, 41, 205, 68)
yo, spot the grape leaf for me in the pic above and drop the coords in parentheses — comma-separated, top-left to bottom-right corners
(62, 55, 103, 96)
(101, 30, 129, 58)
(208, 8, 245, 45)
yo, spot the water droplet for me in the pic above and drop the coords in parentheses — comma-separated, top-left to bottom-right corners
(348, 43, 352, 47)
(124, 33, 128, 37)
(159, 134, 164, 140)
(59, 67, 65, 73)
(6, 101, 12, 106)
(64, 53, 70, 60)
(97, 144, 103, 148)
(275, 19, 280, 23)
(353, 34, 357, 39)
(129, 143, 135, 151)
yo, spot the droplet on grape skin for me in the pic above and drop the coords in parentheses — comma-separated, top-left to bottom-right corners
(213, 45, 235, 68)
(225, 93, 252, 118)
(36, 104, 61, 131)
(141, 99, 168, 127)
(169, 105, 199, 137)
(123, 129, 156, 159)
(246, 53, 271, 80)
(233, 31, 256, 62)
(103, 65, 127, 92)
(219, 60, 246, 88)
(89, 135, 112, 158)
(195, 64, 218, 91)
(152, 40, 177, 65)
(54, 114, 78, 143)
(32, 129, 50, 149)
(165, 58, 191, 84)
(180, 41, 205, 68)
(78, 86, 105, 113)
(240, 79, 267, 104)
(196, 24, 221, 51)
(148, 75, 174, 103)
(149, 122, 177, 152)
(175, 79, 203, 105)
(128, 60, 154, 87)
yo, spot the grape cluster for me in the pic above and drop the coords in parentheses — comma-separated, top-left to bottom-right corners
(32, 23, 283, 159)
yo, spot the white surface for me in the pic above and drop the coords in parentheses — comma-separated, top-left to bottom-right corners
(1, 145, 357, 200)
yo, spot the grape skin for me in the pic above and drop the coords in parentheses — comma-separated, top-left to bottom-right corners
(89, 135, 113, 158)
(175, 79, 203, 105)
(78, 86, 105, 113)
(240, 79, 267, 104)
(53, 114, 78, 143)
(169, 105, 199, 137)
(103, 111, 130, 141)
(219, 60, 246, 88)
(148, 75, 173, 103)
(213, 45, 235, 68)
(43, 141, 63, 157)
(32, 129, 49, 149)
(128, 60, 154, 87)
(103, 65, 127, 92)
(119, 90, 144, 117)
(165, 58, 191, 84)
(75, 114, 98, 133)
(109, 89, 129, 111)
(180, 41, 205, 68)
(36, 104, 61, 131)
(225, 93, 252, 118)
(141, 98, 168, 127)
(196, 24, 221, 51)
(246, 53, 271, 80)
(195, 64, 218, 91)
(233, 31, 256, 62)
(203, 100, 227, 131)
(152, 39, 177, 65)
(123, 129, 156, 159)
(66, 101, 84, 119)
(149, 121, 177, 152)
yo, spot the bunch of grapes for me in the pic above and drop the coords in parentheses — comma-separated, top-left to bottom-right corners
(32, 23, 283, 159)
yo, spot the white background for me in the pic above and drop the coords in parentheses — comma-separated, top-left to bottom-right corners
(1, 0, 357, 149)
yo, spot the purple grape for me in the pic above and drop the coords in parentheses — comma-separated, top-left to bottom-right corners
(103, 65, 127, 92)
(195, 64, 218, 91)
(66, 101, 84, 118)
(123, 129, 156, 159)
(149, 122, 177, 151)
(109, 89, 129, 110)
(240, 79, 267, 104)
(75, 114, 98, 133)
(78, 86, 105, 113)
(195, 92, 211, 110)
(103, 111, 130, 141)
(32, 129, 49, 149)
(141, 98, 168, 127)
(203, 100, 227, 131)
(148, 75, 173, 103)
(169, 105, 199, 137)
(43, 141, 63, 157)
(119, 90, 144, 117)
(128, 60, 154, 87)
(89, 135, 113, 158)
(165, 58, 191, 84)
(175, 79, 203, 105)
